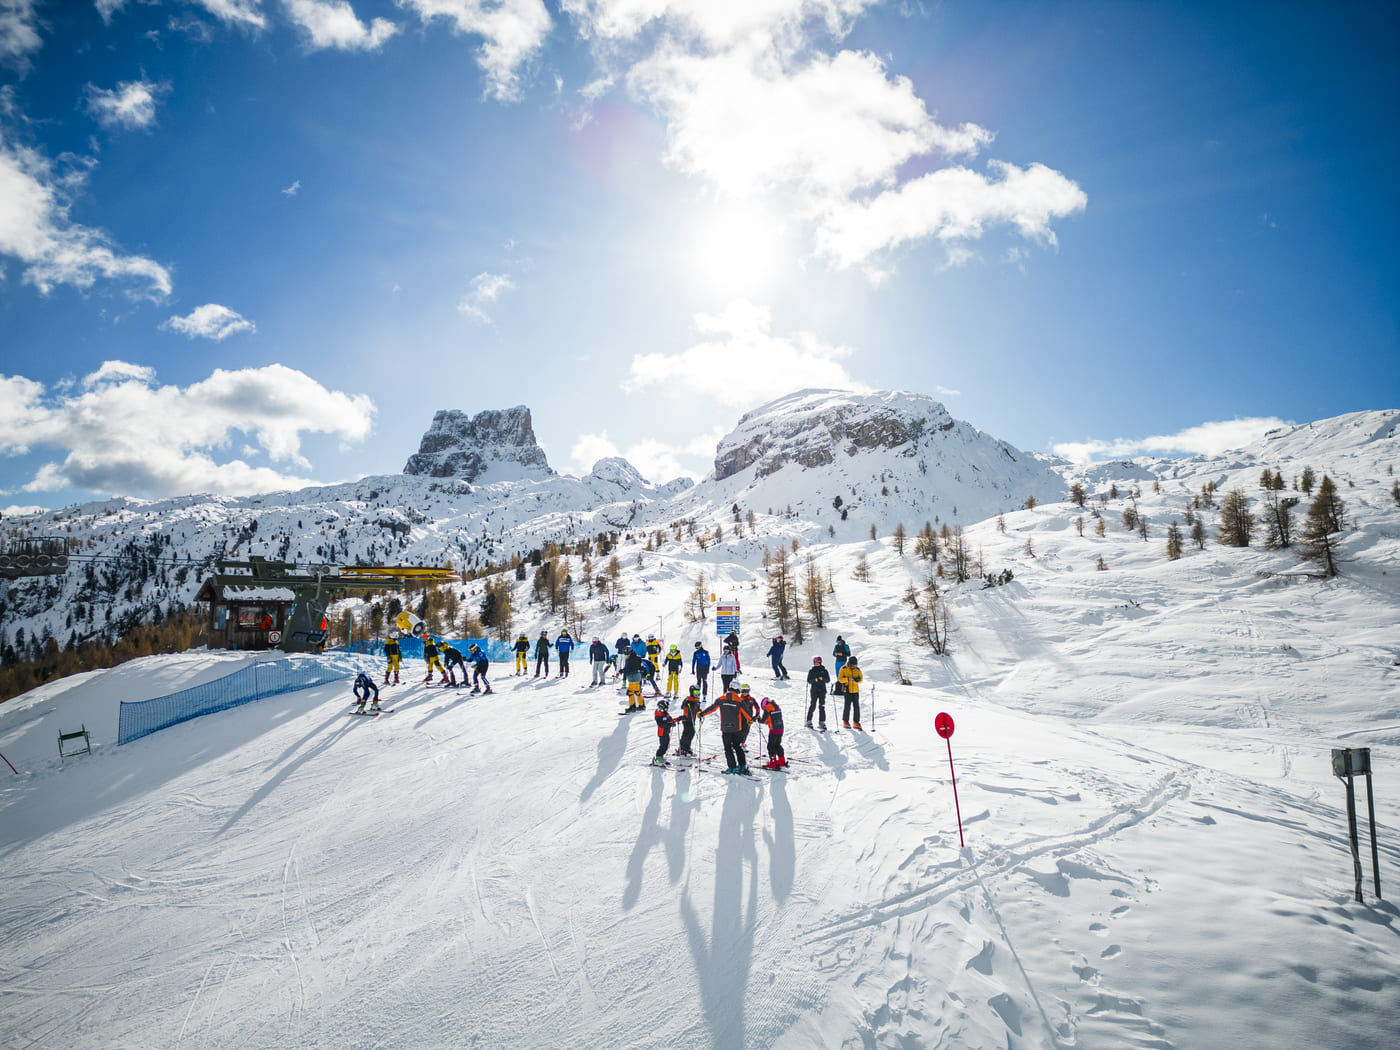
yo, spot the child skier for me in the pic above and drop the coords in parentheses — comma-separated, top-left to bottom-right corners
(514, 633, 530, 675)
(422, 636, 446, 684)
(664, 644, 684, 698)
(468, 643, 492, 694)
(691, 641, 711, 698)
(757, 697, 786, 768)
(441, 641, 467, 687)
(623, 648, 646, 711)
(353, 671, 380, 713)
(383, 636, 401, 684)
(677, 686, 702, 756)
(652, 699, 678, 765)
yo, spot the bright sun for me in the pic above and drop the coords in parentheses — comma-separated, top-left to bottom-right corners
(687, 202, 789, 295)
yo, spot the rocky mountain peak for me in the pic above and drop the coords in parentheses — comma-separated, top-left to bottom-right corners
(403, 406, 550, 481)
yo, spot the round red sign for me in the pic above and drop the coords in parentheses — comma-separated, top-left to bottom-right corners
(935, 712, 955, 739)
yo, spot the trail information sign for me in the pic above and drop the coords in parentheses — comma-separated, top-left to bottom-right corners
(716, 604, 740, 637)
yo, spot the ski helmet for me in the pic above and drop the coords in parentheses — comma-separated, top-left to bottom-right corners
(657, 699, 670, 711)
(848, 655, 858, 666)
(761, 698, 774, 710)
(739, 683, 750, 694)
(688, 685, 700, 697)
(694, 641, 703, 649)
(813, 656, 822, 664)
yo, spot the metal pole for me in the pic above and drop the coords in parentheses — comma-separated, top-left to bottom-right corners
(1366, 769, 1382, 899)
(1345, 774, 1363, 903)
(945, 736, 964, 848)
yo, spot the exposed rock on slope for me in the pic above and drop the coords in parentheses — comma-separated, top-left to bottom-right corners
(403, 407, 550, 481)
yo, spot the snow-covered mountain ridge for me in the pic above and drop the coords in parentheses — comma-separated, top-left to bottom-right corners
(0, 393, 1396, 663)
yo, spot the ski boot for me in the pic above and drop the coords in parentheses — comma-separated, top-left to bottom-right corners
(854, 722, 862, 730)
(651, 756, 666, 766)
(763, 759, 780, 770)
(843, 720, 851, 728)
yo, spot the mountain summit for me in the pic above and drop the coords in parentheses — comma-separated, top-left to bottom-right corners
(402, 406, 550, 482)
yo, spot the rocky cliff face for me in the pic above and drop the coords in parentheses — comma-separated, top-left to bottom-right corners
(714, 389, 958, 481)
(403, 407, 550, 481)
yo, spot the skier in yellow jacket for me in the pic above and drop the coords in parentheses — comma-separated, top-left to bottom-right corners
(838, 655, 864, 729)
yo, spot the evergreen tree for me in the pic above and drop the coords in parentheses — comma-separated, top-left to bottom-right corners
(892, 522, 907, 555)
(1069, 482, 1087, 507)
(1166, 522, 1184, 561)
(1298, 476, 1346, 577)
(1217, 489, 1255, 547)
(801, 555, 826, 628)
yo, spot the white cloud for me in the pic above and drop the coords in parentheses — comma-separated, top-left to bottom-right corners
(194, 0, 268, 29)
(569, 425, 722, 481)
(83, 77, 171, 131)
(814, 160, 1088, 273)
(1052, 417, 1291, 464)
(623, 299, 864, 407)
(0, 0, 42, 73)
(456, 270, 515, 322)
(0, 137, 173, 298)
(630, 45, 990, 201)
(282, 179, 301, 196)
(569, 2, 1082, 277)
(284, 0, 398, 51)
(564, 0, 875, 51)
(0, 362, 375, 498)
(935, 385, 961, 398)
(162, 303, 257, 340)
(96, 0, 127, 26)
(397, 0, 552, 101)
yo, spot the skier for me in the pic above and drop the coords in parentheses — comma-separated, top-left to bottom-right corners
(513, 633, 530, 676)
(832, 635, 851, 678)
(737, 683, 759, 750)
(645, 634, 662, 670)
(652, 699, 678, 766)
(440, 641, 468, 687)
(641, 655, 663, 698)
(677, 685, 702, 756)
(724, 628, 739, 653)
(589, 636, 610, 687)
(468, 643, 493, 694)
(422, 636, 446, 684)
(353, 671, 380, 713)
(623, 646, 646, 711)
(383, 635, 401, 684)
(555, 629, 574, 678)
(805, 656, 830, 729)
(839, 655, 864, 729)
(767, 635, 789, 680)
(691, 641, 712, 699)
(700, 683, 753, 774)
(533, 631, 551, 678)
(615, 632, 632, 662)
(757, 698, 786, 768)
(719, 642, 741, 695)
(664, 644, 684, 698)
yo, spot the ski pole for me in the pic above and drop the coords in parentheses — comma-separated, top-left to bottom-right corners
(1, 751, 18, 775)
(871, 684, 875, 730)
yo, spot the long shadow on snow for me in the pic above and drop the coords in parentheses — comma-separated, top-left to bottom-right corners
(682, 780, 762, 1050)
(622, 766, 696, 910)
(580, 713, 633, 803)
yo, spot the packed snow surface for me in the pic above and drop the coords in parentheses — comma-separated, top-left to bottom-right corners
(2, 399, 1399, 1048)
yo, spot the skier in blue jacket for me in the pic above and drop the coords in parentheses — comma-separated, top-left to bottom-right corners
(555, 630, 575, 678)
(766, 635, 789, 680)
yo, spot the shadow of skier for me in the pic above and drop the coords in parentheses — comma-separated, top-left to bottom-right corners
(681, 781, 762, 1050)
(580, 714, 633, 803)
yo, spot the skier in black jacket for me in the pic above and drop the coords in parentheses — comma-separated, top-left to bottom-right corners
(700, 687, 753, 773)
(805, 656, 830, 729)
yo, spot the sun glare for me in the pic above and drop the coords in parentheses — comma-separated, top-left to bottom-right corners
(687, 203, 789, 295)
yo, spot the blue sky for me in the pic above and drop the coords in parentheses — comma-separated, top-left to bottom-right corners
(1, 0, 1396, 513)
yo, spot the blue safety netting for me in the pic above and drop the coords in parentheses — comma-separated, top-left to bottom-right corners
(117, 654, 355, 745)
(376, 637, 516, 663)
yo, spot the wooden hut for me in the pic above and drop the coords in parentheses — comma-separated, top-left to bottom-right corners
(193, 580, 297, 650)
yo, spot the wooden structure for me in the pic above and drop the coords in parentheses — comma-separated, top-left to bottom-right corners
(193, 578, 297, 651)
(59, 725, 92, 760)
(196, 557, 458, 653)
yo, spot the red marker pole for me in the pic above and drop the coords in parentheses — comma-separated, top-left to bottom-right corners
(935, 711, 964, 847)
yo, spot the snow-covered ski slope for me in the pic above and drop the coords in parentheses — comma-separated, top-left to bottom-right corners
(3, 406, 1400, 1049)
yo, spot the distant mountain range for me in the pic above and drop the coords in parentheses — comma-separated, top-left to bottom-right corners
(2, 390, 1395, 659)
